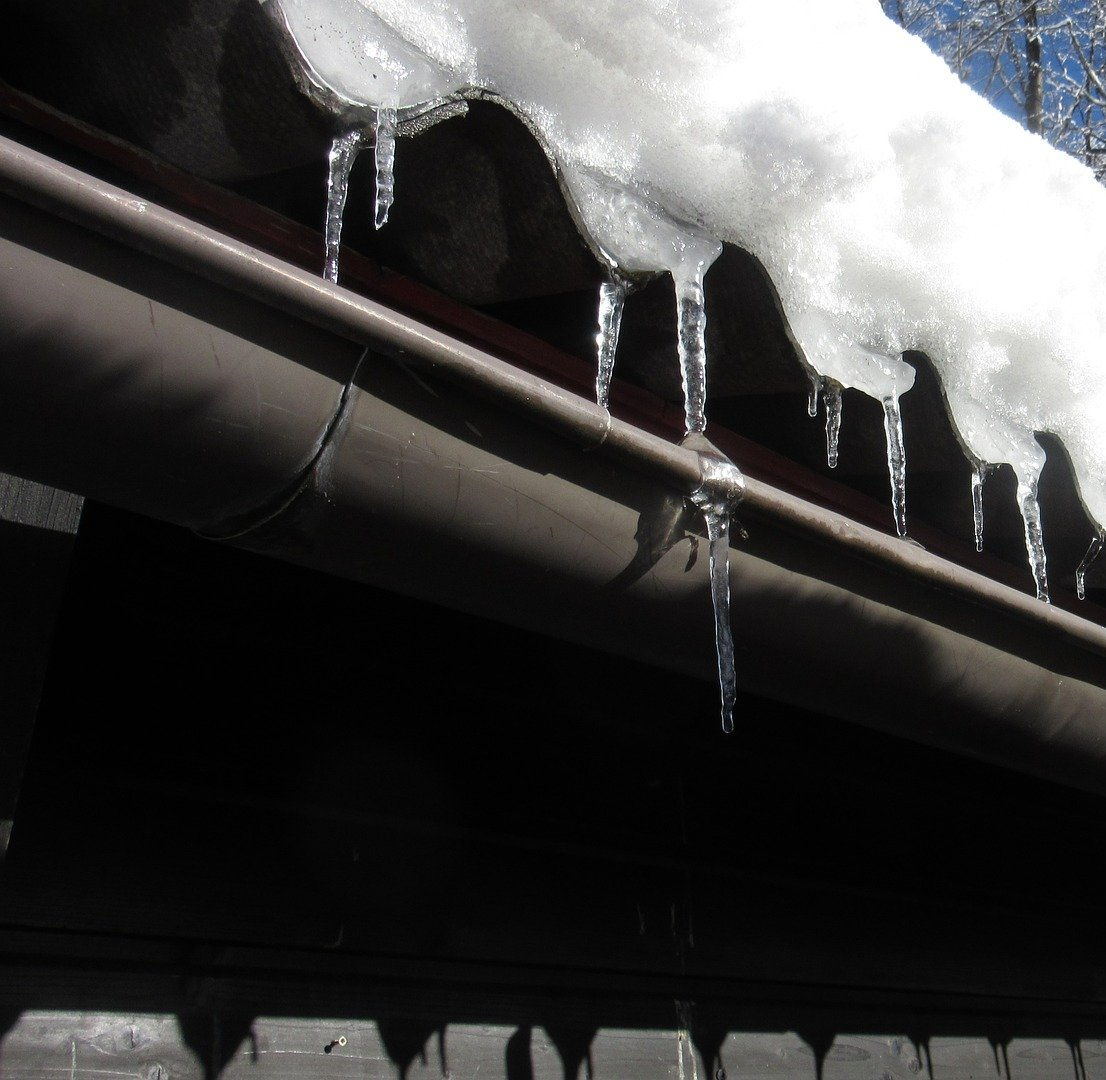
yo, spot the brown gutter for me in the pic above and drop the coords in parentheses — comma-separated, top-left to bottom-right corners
(3, 130, 1106, 792)
(2, 131, 1103, 654)
(5, 83, 1098, 610)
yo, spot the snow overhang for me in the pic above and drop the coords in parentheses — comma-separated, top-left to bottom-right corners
(3, 126, 1106, 792)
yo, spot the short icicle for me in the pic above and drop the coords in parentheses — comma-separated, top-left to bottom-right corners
(674, 269, 710, 435)
(595, 279, 627, 409)
(823, 380, 842, 469)
(324, 129, 368, 283)
(374, 105, 397, 229)
(882, 394, 908, 538)
(971, 463, 987, 552)
(687, 439, 746, 734)
(1016, 471, 1050, 602)
(807, 372, 821, 418)
(1077, 530, 1105, 600)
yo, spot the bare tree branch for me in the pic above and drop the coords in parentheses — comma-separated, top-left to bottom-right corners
(885, 0, 1106, 179)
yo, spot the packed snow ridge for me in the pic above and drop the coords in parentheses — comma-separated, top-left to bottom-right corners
(261, 0, 1106, 611)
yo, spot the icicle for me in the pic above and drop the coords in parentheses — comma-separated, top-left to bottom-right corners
(705, 507, 736, 732)
(374, 105, 397, 229)
(674, 269, 709, 435)
(1077, 530, 1105, 600)
(882, 394, 908, 538)
(823, 380, 842, 468)
(1015, 472, 1050, 602)
(807, 372, 821, 418)
(595, 279, 627, 409)
(687, 441, 746, 734)
(324, 129, 368, 284)
(971, 463, 987, 552)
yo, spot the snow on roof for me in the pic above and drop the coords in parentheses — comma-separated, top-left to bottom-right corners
(264, 0, 1106, 601)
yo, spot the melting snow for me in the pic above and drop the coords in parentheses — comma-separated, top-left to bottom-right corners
(261, 0, 1106, 721)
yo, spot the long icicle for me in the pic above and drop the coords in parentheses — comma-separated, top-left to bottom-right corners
(1077, 530, 1105, 600)
(374, 105, 397, 230)
(674, 269, 710, 435)
(971, 463, 987, 552)
(324, 129, 368, 283)
(824, 380, 842, 468)
(705, 508, 736, 733)
(595, 279, 627, 409)
(689, 446, 745, 734)
(882, 394, 908, 538)
(1016, 471, 1050, 602)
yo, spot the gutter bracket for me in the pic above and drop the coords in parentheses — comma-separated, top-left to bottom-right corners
(196, 350, 367, 541)
(682, 432, 746, 521)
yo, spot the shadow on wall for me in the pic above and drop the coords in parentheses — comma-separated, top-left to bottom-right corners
(2, 1005, 1106, 1080)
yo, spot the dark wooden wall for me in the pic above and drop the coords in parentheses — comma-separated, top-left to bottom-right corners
(3, 502, 1106, 1078)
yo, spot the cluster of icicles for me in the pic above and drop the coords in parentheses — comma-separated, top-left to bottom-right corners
(261, 0, 1106, 732)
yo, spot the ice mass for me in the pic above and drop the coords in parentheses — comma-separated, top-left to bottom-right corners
(261, 0, 1106, 722)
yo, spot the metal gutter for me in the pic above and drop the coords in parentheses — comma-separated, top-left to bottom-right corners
(3, 131, 1106, 790)
(743, 476, 1106, 657)
(4, 131, 1104, 657)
